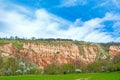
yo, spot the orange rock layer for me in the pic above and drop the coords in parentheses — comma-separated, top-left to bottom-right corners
(0, 43, 120, 68)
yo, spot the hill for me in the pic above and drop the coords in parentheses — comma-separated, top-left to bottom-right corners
(0, 39, 120, 75)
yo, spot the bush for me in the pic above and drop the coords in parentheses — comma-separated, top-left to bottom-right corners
(44, 63, 75, 74)
(44, 64, 58, 74)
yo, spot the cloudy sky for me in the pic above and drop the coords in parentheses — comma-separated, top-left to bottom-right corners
(0, 0, 120, 42)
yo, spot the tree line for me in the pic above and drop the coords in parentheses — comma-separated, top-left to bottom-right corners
(0, 36, 73, 41)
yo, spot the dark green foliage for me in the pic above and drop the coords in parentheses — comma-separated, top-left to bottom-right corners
(83, 54, 120, 73)
(44, 63, 75, 74)
(0, 55, 41, 76)
(4, 57, 19, 75)
(44, 64, 59, 74)
(0, 53, 4, 75)
(60, 63, 75, 74)
(86, 61, 101, 72)
(113, 54, 120, 64)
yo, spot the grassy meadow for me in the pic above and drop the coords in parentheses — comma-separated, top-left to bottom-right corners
(0, 72, 120, 80)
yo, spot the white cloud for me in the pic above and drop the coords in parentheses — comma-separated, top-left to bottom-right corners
(60, 0, 88, 7)
(113, 22, 120, 35)
(60, 0, 120, 8)
(103, 13, 120, 21)
(112, 0, 120, 8)
(93, 0, 120, 9)
(0, 3, 120, 42)
(0, 32, 10, 38)
(56, 12, 120, 42)
(0, 5, 71, 38)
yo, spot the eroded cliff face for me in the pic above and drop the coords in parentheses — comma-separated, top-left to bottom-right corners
(109, 46, 120, 56)
(0, 41, 120, 69)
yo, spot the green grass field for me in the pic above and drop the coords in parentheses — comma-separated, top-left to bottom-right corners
(0, 72, 120, 80)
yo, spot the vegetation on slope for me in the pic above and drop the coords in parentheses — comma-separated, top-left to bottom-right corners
(0, 53, 41, 76)
(0, 38, 120, 76)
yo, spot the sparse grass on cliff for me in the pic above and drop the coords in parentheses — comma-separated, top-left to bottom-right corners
(0, 40, 9, 45)
(12, 41, 23, 50)
(0, 72, 120, 80)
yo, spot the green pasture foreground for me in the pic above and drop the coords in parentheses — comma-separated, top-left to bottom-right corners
(0, 72, 120, 80)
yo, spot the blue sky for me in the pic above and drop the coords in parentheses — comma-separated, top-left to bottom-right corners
(0, 0, 120, 42)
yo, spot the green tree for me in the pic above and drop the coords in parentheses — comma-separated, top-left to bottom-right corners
(60, 63, 75, 74)
(4, 57, 19, 75)
(86, 61, 101, 73)
(0, 53, 4, 75)
(44, 63, 58, 74)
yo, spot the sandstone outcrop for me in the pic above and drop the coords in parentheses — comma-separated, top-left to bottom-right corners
(0, 41, 120, 68)
(109, 46, 120, 56)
